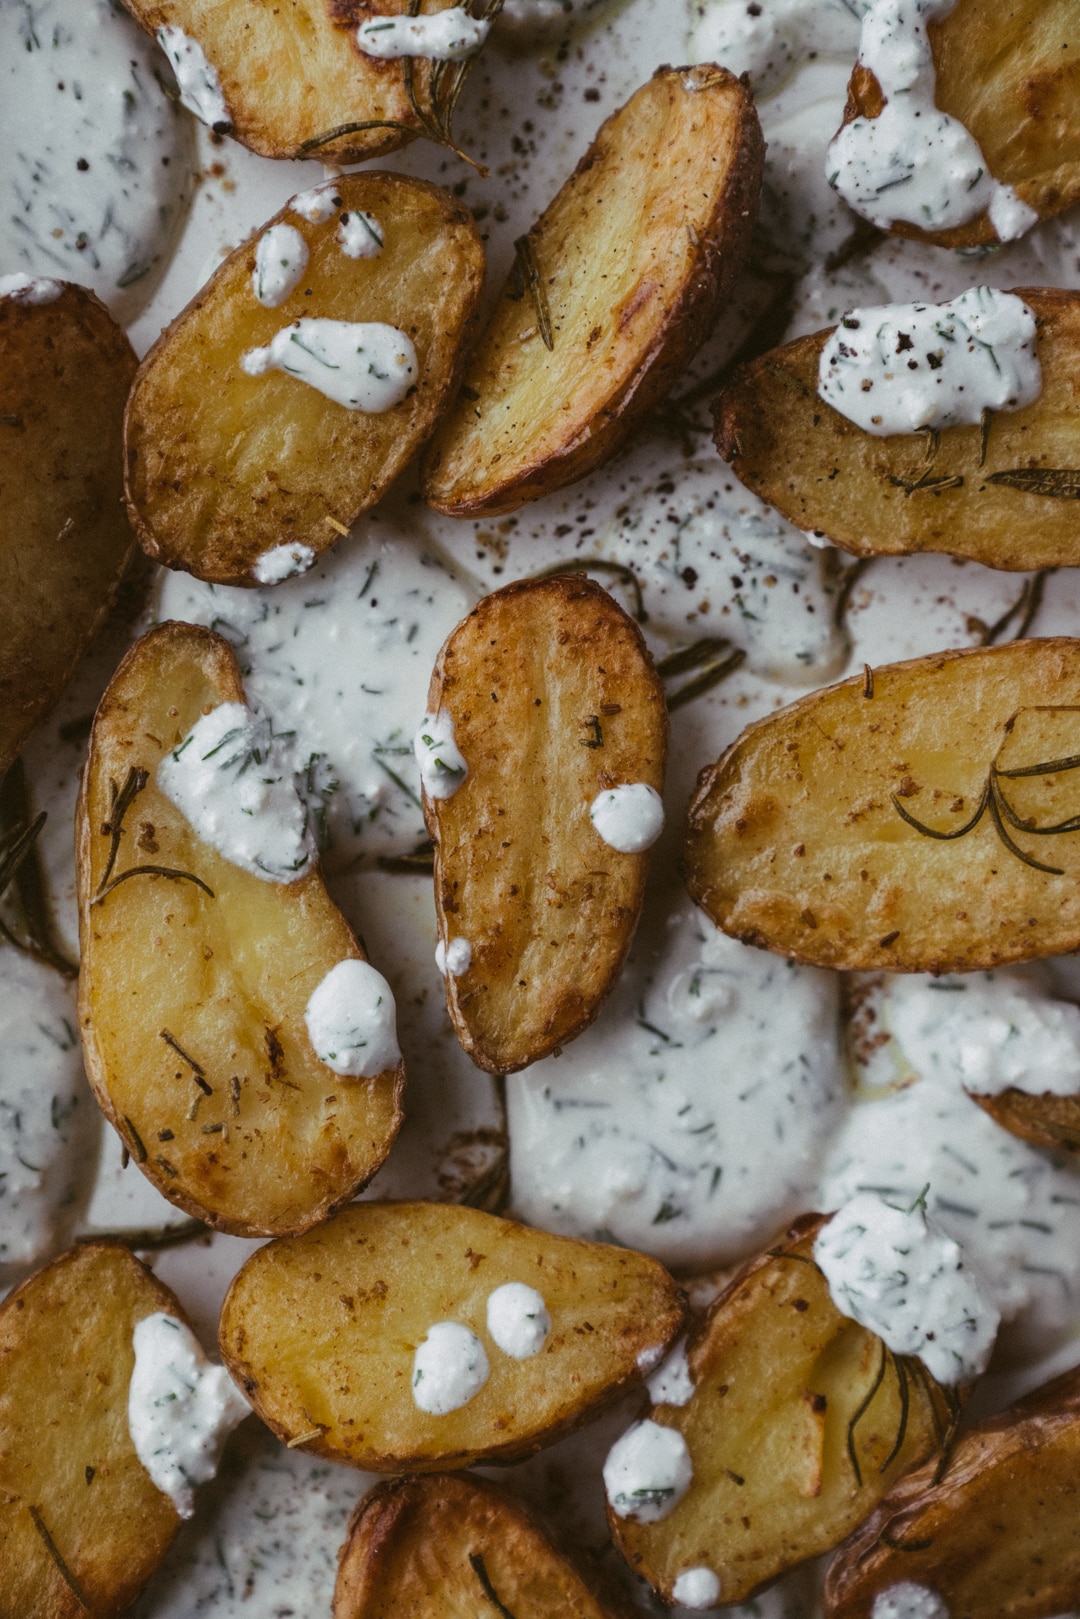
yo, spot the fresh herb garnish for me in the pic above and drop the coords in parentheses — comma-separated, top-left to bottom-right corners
(28, 1505, 92, 1610)
(469, 1550, 518, 1619)
(96, 765, 148, 893)
(986, 468, 1080, 500)
(513, 233, 554, 351)
(160, 1029, 212, 1095)
(92, 865, 215, 906)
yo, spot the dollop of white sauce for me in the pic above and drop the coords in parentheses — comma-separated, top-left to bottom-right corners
(304, 958, 401, 1078)
(887, 973, 1080, 1098)
(589, 783, 665, 854)
(818, 287, 1042, 436)
(646, 1336, 695, 1407)
(290, 183, 342, 224)
(673, 1567, 722, 1611)
(872, 1584, 951, 1619)
(814, 1191, 1000, 1384)
(485, 1282, 551, 1358)
(357, 8, 491, 61)
(252, 225, 309, 309)
(826, 0, 1038, 241)
(435, 936, 472, 977)
(0, 272, 62, 304)
(690, 0, 871, 99)
(497, 0, 615, 36)
(156, 24, 231, 133)
(240, 319, 417, 413)
(252, 542, 317, 585)
(411, 1321, 490, 1413)
(414, 712, 468, 799)
(128, 1313, 249, 1519)
(156, 700, 315, 884)
(603, 1418, 693, 1522)
(337, 211, 384, 260)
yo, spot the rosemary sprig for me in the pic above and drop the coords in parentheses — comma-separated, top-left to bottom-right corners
(878, 1351, 910, 1474)
(526, 559, 647, 623)
(0, 809, 50, 971)
(96, 766, 148, 894)
(513, 233, 554, 350)
(969, 569, 1051, 647)
(666, 646, 746, 711)
(888, 470, 964, 497)
(121, 1115, 148, 1164)
(76, 1217, 206, 1250)
(0, 761, 76, 979)
(469, 1551, 518, 1619)
(29, 1504, 92, 1610)
(377, 841, 436, 875)
(92, 865, 215, 906)
(846, 1337, 888, 1488)
(986, 467, 1080, 500)
(160, 1029, 213, 1095)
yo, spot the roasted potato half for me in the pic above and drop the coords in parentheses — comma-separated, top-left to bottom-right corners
(423, 575, 667, 1074)
(420, 63, 764, 516)
(218, 1200, 686, 1471)
(125, 172, 484, 586)
(714, 289, 1080, 571)
(77, 621, 404, 1236)
(969, 1089, 1080, 1155)
(608, 1216, 954, 1608)
(334, 1472, 622, 1619)
(0, 281, 135, 782)
(0, 1242, 187, 1618)
(684, 639, 1080, 974)
(824, 1363, 1080, 1619)
(839, 0, 1080, 249)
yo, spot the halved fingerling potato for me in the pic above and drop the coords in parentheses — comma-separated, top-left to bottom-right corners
(218, 1200, 686, 1470)
(420, 64, 764, 516)
(0, 281, 135, 781)
(969, 1088, 1080, 1154)
(124, 172, 484, 586)
(608, 1216, 954, 1608)
(824, 1364, 1080, 1619)
(334, 1472, 622, 1619)
(685, 639, 1080, 974)
(77, 621, 404, 1236)
(0, 1242, 186, 1617)
(422, 575, 667, 1074)
(714, 289, 1080, 571)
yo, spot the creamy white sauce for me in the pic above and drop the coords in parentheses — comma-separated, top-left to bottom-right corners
(252, 224, 308, 309)
(646, 1336, 695, 1407)
(486, 1281, 551, 1358)
(128, 1313, 249, 1519)
(497, 0, 617, 36)
(414, 712, 469, 800)
(689, 0, 871, 99)
(818, 288, 1042, 435)
(603, 1418, 693, 1522)
(887, 973, 1080, 1098)
(156, 700, 316, 884)
(411, 1321, 490, 1413)
(290, 183, 342, 224)
(156, 24, 231, 134)
(589, 783, 665, 855)
(337, 210, 384, 260)
(435, 936, 472, 977)
(240, 319, 417, 412)
(0, 272, 61, 304)
(826, 0, 1038, 241)
(357, 8, 491, 61)
(872, 1584, 951, 1619)
(303, 958, 401, 1078)
(673, 1567, 723, 1611)
(252, 541, 317, 585)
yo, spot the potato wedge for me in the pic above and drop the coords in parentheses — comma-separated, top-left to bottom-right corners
(218, 1200, 686, 1471)
(420, 64, 764, 516)
(968, 1089, 1080, 1155)
(824, 1363, 1080, 1619)
(124, 172, 484, 586)
(0, 1242, 186, 1618)
(77, 621, 404, 1236)
(839, 0, 1080, 249)
(422, 575, 667, 1074)
(334, 1472, 621, 1619)
(684, 639, 1080, 974)
(608, 1216, 954, 1608)
(123, 0, 471, 163)
(0, 281, 135, 782)
(714, 289, 1080, 571)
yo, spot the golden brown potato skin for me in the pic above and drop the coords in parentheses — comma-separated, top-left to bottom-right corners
(334, 1472, 623, 1619)
(421, 64, 764, 516)
(969, 1088, 1080, 1154)
(609, 1216, 953, 1608)
(218, 1201, 686, 1471)
(0, 1242, 186, 1618)
(0, 283, 135, 782)
(839, 0, 1080, 248)
(423, 575, 667, 1074)
(824, 1364, 1080, 1619)
(77, 621, 404, 1237)
(124, 173, 484, 586)
(714, 289, 1080, 571)
(684, 639, 1080, 974)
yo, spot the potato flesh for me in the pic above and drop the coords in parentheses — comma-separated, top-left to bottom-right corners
(218, 1201, 685, 1470)
(421, 65, 764, 516)
(124, 173, 484, 585)
(0, 285, 135, 781)
(425, 576, 667, 1074)
(77, 622, 403, 1236)
(684, 639, 1080, 973)
(0, 1243, 183, 1618)
(334, 1472, 620, 1619)
(824, 1365, 1080, 1619)
(609, 1221, 950, 1607)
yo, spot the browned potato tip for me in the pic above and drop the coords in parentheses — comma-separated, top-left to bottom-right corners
(838, 0, 1080, 249)
(714, 288, 1080, 571)
(124, 172, 484, 587)
(0, 1242, 188, 1617)
(421, 574, 667, 1075)
(608, 1215, 955, 1609)
(0, 280, 135, 783)
(334, 1471, 623, 1619)
(77, 621, 404, 1237)
(968, 1087, 1080, 1156)
(824, 1362, 1080, 1619)
(218, 1200, 686, 1472)
(684, 638, 1080, 974)
(420, 63, 764, 517)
